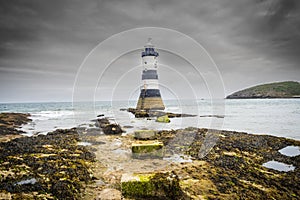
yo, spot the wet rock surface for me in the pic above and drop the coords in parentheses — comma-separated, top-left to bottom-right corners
(121, 171, 188, 199)
(0, 113, 31, 136)
(94, 117, 124, 135)
(125, 108, 196, 118)
(0, 121, 95, 199)
(1, 113, 300, 199)
(154, 128, 300, 199)
(102, 124, 124, 135)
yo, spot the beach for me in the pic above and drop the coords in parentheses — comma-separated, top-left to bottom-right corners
(0, 108, 299, 199)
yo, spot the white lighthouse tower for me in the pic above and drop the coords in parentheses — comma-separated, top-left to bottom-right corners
(136, 38, 165, 110)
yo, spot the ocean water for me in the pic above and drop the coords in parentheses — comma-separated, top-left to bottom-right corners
(0, 99, 299, 140)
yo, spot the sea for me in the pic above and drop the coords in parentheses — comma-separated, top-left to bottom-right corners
(0, 99, 299, 141)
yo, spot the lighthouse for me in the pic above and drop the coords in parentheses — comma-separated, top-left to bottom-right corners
(136, 38, 165, 110)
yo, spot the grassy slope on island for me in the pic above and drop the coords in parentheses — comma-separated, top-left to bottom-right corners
(226, 81, 300, 99)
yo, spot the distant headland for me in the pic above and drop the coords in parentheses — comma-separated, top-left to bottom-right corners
(226, 81, 300, 99)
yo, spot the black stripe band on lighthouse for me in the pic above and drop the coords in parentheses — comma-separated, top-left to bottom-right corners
(136, 38, 165, 110)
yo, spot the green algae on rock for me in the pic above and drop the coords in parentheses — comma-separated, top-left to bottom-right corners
(0, 113, 31, 137)
(0, 128, 96, 199)
(153, 128, 300, 199)
(132, 140, 164, 158)
(121, 171, 187, 199)
(156, 115, 170, 123)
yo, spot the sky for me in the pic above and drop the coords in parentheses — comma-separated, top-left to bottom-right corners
(0, 0, 299, 103)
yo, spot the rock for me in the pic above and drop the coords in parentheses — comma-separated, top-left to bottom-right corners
(95, 118, 110, 128)
(0, 113, 31, 136)
(134, 110, 149, 118)
(102, 124, 123, 135)
(0, 113, 31, 128)
(85, 128, 102, 136)
(121, 172, 185, 199)
(97, 188, 121, 200)
(132, 140, 164, 158)
(126, 108, 196, 118)
(123, 125, 134, 129)
(0, 128, 95, 199)
(97, 114, 105, 117)
(156, 115, 170, 123)
(134, 130, 156, 140)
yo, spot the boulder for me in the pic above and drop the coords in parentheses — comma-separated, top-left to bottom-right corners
(102, 124, 123, 135)
(121, 172, 184, 199)
(156, 115, 170, 123)
(95, 118, 110, 128)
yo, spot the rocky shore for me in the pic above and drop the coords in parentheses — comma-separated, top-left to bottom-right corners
(124, 108, 196, 118)
(0, 113, 299, 199)
(0, 113, 32, 142)
(0, 113, 95, 199)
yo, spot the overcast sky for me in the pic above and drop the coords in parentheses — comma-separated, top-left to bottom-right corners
(0, 0, 299, 103)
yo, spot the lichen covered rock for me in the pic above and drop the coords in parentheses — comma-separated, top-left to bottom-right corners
(156, 115, 170, 123)
(0, 128, 96, 199)
(132, 140, 164, 158)
(121, 171, 186, 199)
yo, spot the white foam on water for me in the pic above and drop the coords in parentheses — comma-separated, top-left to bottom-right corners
(262, 160, 295, 172)
(20, 110, 77, 136)
(31, 110, 74, 121)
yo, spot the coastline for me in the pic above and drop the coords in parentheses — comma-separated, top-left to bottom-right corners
(0, 113, 299, 199)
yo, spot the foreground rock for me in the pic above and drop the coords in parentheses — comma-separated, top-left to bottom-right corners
(81, 126, 300, 199)
(2, 113, 299, 199)
(152, 128, 300, 199)
(121, 172, 187, 199)
(0, 128, 95, 199)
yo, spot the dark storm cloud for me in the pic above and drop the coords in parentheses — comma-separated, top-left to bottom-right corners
(0, 0, 299, 102)
(264, 0, 299, 28)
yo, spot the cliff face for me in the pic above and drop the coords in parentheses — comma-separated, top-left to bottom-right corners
(226, 81, 300, 99)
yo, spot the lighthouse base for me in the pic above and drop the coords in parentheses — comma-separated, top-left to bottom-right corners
(136, 97, 165, 110)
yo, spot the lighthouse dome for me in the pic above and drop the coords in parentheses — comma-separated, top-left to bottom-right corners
(142, 38, 159, 57)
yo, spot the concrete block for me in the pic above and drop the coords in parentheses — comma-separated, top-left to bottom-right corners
(134, 130, 156, 139)
(131, 140, 164, 158)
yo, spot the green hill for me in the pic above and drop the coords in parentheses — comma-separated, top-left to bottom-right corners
(226, 81, 300, 99)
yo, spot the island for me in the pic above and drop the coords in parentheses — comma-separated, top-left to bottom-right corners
(226, 81, 300, 99)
